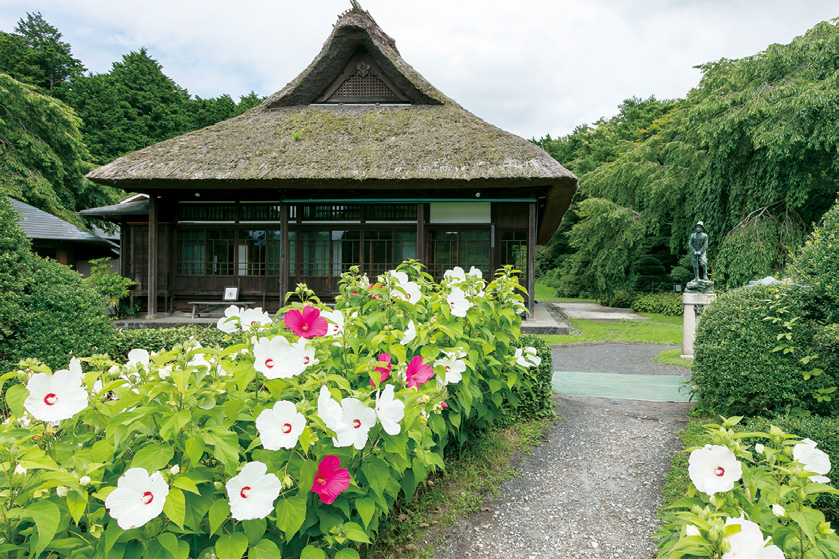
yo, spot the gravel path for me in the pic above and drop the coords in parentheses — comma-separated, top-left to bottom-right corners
(434, 343, 692, 559)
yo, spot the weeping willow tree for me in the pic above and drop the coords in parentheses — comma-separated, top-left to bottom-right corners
(548, 18, 839, 294)
(0, 73, 119, 225)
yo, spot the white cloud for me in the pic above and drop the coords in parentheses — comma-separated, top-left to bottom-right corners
(1, 0, 835, 138)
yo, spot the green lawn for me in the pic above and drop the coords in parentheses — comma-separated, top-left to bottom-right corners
(539, 313, 683, 346)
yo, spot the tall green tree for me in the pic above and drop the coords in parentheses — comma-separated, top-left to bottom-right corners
(540, 19, 839, 295)
(0, 12, 85, 99)
(0, 74, 119, 224)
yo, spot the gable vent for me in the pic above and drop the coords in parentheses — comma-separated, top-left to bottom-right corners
(317, 51, 409, 104)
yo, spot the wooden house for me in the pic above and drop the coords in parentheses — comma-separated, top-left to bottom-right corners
(81, 4, 577, 315)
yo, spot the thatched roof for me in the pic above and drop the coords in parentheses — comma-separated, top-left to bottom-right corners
(85, 4, 577, 243)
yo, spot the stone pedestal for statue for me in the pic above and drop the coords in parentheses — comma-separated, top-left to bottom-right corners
(682, 291, 716, 359)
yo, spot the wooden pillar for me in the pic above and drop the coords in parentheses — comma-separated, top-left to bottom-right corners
(146, 194, 159, 318)
(527, 202, 537, 316)
(416, 203, 426, 264)
(280, 204, 289, 306)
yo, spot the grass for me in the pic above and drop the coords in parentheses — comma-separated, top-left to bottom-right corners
(363, 418, 552, 558)
(653, 348, 694, 368)
(533, 281, 558, 301)
(538, 312, 683, 346)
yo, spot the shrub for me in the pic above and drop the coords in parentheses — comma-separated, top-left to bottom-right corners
(1, 253, 114, 374)
(598, 290, 636, 308)
(670, 265, 693, 285)
(83, 257, 137, 317)
(741, 413, 839, 523)
(692, 284, 836, 416)
(506, 335, 554, 422)
(106, 326, 230, 361)
(632, 292, 683, 316)
(0, 263, 551, 558)
(789, 196, 839, 323)
(635, 254, 668, 291)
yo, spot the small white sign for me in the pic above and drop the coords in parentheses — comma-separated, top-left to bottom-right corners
(223, 287, 239, 301)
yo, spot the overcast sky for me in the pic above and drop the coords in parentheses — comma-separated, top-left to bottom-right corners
(1, 1, 836, 139)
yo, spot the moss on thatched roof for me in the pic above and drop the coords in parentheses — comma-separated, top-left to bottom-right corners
(85, 4, 577, 243)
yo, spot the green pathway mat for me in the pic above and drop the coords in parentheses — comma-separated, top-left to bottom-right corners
(552, 371, 693, 402)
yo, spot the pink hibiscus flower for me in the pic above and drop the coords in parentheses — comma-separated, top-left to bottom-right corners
(369, 353, 392, 385)
(405, 355, 434, 389)
(311, 456, 351, 504)
(284, 306, 328, 338)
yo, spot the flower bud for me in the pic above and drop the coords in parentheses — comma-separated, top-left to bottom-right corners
(89, 524, 104, 539)
(819, 522, 835, 535)
(772, 504, 786, 517)
(282, 475, 294, 489)
(214, 481, 223, 490)
(685, 524, 700, 537)
(420, 394, 430, 403)
(754, 443, 764, 454)
(440, 402, 449, 409)
(56, 486, 69, 497)
(170, 465, 180, 476)
(79, 475, 91, 486)
(14, 464, 26, 476)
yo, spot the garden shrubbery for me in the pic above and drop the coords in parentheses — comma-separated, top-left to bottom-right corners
(632, 292, 682, 316)
(106, 326, 230, 361)
(0, 196, 114, 374)
(742, 414, 839, 523)
(693, 198, 839, 417)
(692, 285, 836, 416)
(0, 263, 552, 558)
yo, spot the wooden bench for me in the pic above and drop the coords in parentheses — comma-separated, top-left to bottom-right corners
(188, 301, 255, 319)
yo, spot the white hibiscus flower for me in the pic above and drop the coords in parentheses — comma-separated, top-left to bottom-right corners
(722, 515, 784, 559)
(256, 401, 306, 450)
(793, 438, 831, 483)
(226, 462, 282, 521)
(322, 309, 345, 336)
(240, 308, 272, 331)
(333, 398, 377, 450)
(24, 359, 88, 422)
(688, 445, 743, 496)
(400, 320, 417, 345)
(317, 385, 346, 433)
(375, 384, 405, 435)
(127, 349, 149, 368)
(216, 305, 242, 333)
(435, 350, 467, 385)
(253, 336, 314, 379)
(104, 468, 169, 530)
(444, 267, 466, 283)
(447, 287, 472, 317)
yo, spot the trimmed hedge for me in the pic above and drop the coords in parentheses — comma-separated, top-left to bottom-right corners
(692, 284, 837, 416)
(598, 290, 636, 309)
(631, 292, 682, 316)
(741, 414, 839, 523)
(105, 326, 230, 362)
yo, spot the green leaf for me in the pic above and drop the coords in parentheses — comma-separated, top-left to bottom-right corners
(26, 500, 60, 557)
(242, 518, 266, 546)
(131, 444, 175, 472)
(336, 549, 360, 559)
(214, 532, 248, 559)
(248, 539, 281, 559)
(300, 546, 326, 559)
(297, 459, 318, 498)
(173, 476, 200, 495)
(158, 533, 179, 559)
(208, 498, 230, 535)
(355, 497, 376, 528)
(163, 488, 186, 529)
(343, 522, 370, 544)
(5, 384, 28, 417)
(275, 495, 307, 539)
(66, 490, 87, 525)
(184, 437, 205, 466)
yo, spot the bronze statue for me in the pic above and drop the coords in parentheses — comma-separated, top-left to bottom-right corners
(689, 221, 709, 281)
